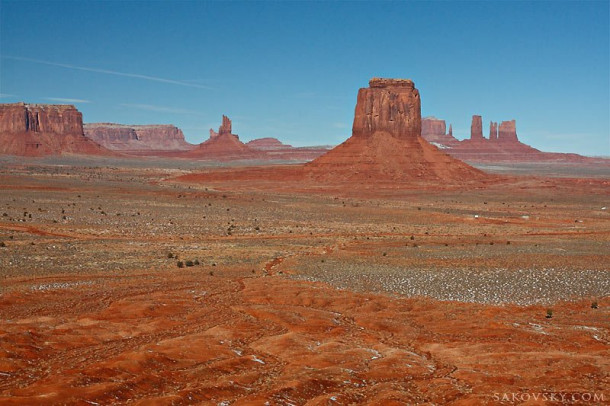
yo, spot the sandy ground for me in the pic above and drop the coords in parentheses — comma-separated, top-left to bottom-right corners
(0, 158, 608, 405)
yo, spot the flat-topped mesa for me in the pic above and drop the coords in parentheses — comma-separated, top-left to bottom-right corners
(0, 102, 112, 156)
(352, 77, 421, 140)
(489, 121, 498, 141)
(0, 102, 84, 135)
(422, 117, 446, 136)
(470, 115, 484, 141)
(83, 123, 192, 151)
(498, 120, 518, 143)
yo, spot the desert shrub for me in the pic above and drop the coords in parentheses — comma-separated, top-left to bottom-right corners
(591, 301, 598, 309)
(167, 252, 174, 259)
(177, 261, 184, 268)
(546, 309, 553, 319)
(185, 260, 194, 267)
(194, 259, 200, 265)
(0, 241, 6, 247)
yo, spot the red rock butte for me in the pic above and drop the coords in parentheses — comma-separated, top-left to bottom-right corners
(306, 78, 485, 183)
(0, 102, 111, 156)
(182, 115, 262, 160)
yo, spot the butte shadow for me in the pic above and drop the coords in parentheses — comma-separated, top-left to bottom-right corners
(173, 78, 495, 193)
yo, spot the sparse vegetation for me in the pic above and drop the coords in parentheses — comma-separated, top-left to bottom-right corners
(546, 309, 553, 319)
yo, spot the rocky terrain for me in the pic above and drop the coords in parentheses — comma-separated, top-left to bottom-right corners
(0, 157, 608, 404)
(0, 103, 112, 157)
(84, 123, 193, 153)
(0, 78, 608, 404)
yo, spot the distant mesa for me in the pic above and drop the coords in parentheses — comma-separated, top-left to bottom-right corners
(0, 102, 112, 157)
(246, 137, 293, 150)
(306, 78, 485, 183)
(181, 115, 262, 161)
(84, 123, 193, 153)
(421, 115, 601, 163)
(421, 117, 459, 149)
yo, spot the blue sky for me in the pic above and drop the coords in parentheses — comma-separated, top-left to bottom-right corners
(1, 1, 608, 156)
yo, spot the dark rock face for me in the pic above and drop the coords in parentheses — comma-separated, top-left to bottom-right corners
(84, 123, 193, 151)
(352, 78, 421, 141)
(470, 115, 483, 141)
(498, 120, 518, 143)
(0, 102, 110, 156)
(448, 124, 453, 137)
(489, 122, 498, 141)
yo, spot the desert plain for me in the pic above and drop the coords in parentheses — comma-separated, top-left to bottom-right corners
(0, 155, 608, 405)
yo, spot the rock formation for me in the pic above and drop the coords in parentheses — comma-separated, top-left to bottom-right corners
(352, 78, 421, 140)
(421, 117, 446, 137)
(218, 115, 232, 136)
(306, 78, 485, 183)
(0, 102, 111, 156)
(470, 115, 484, 141)
(489, 121, 498, 141)
(84, 123, 193, 152)
(498, 120, 518, 143)
(246, 138, 292, 150)
(422, 117, 459, 148)
(421, 115, 597, 163)
(182, 115, 262, 161)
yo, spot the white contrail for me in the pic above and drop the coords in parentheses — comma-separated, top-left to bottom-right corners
(45, 97, 91, 104)
(2, 55, 212, 90)
(120, 103, 201, 115)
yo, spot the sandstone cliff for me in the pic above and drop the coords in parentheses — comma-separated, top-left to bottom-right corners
(84, 123, 193, 152)
(422, 117, 446, 136)
(470, 115, 484, 141)
(489, 121, 498, 141)
(182, 115, 262, 161)
(307, 78, 485, 183)
(0, 103, 111, 156)
(498, 120, 518, 143)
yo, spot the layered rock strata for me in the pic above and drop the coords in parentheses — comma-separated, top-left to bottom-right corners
(0, 102, 110, 156)
(306, 78, 484, 183)
(84, 123, 193, 151)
